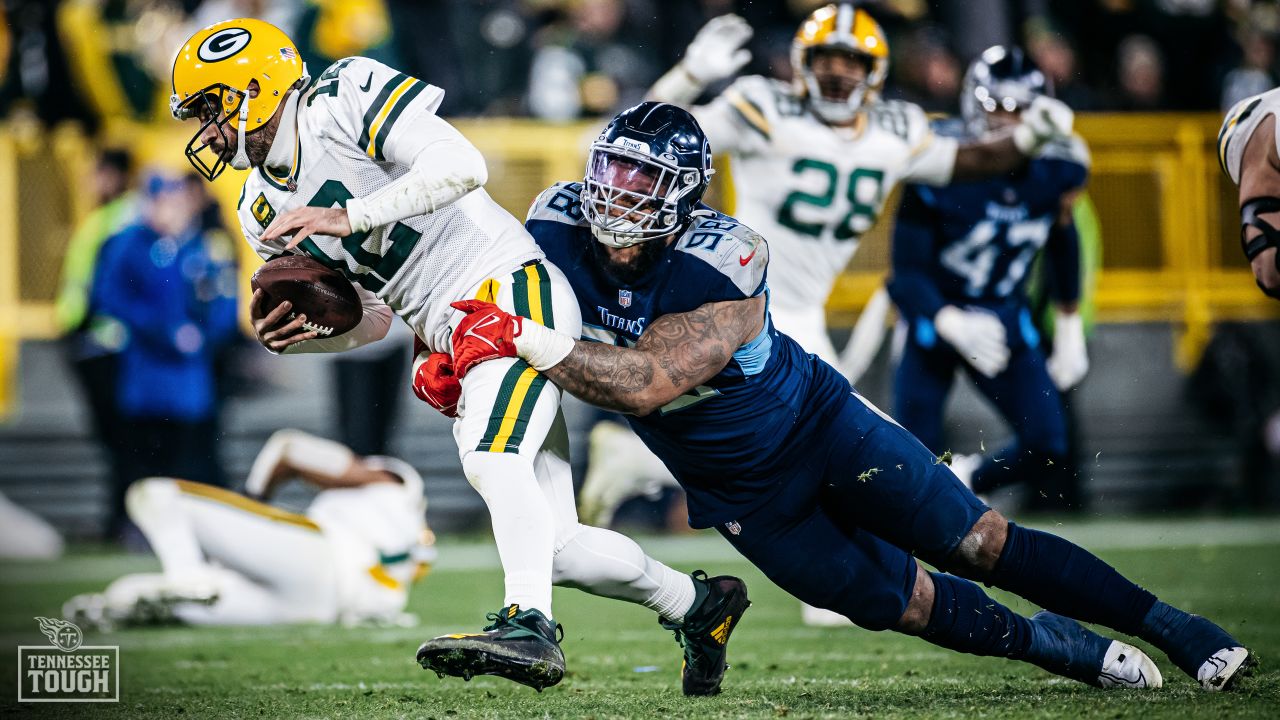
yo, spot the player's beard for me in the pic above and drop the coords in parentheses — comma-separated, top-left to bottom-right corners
(213, 120, 276, 167)
(592, 237, 669, 287)
(242, 121, 277, 167)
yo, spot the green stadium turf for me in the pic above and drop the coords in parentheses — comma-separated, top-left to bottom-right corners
(1, 517, 1277, 718)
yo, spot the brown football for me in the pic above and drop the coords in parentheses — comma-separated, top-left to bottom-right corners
(250, 254, 362, 338)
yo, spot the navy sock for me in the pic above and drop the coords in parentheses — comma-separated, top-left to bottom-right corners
(1140, 600, 1240, 678)
(921, 572, 1033, 659)
(989, 522, 1157, 636)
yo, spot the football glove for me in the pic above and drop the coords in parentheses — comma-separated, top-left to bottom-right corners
(411, 337, 461, 418)
(449, 300, 575, 377)
(682, 14, 753, 85)
(1046, 310, 1089, 391)
(934, 305, 1010, 379)
(1013, 96, 1074, 155)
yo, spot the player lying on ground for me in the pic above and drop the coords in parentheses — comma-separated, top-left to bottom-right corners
(64, 430, 435, 628)
(435, 102, 1254, 691)
(169, 19, 746, 694)
(1220, 85, 1280, 299)
(889, 46, 1090, 497)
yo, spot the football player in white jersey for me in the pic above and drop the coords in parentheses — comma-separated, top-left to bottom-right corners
(64, 430, 435, 628)
(168, 19, 747, 692)
(578, 4, 1075, 623)
(1219, 87, 1280, 299)
(650, 5, 1073, 369)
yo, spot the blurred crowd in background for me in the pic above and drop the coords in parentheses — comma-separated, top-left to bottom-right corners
(1, 0, 1278, 131)
(8, 0, 1280, 541)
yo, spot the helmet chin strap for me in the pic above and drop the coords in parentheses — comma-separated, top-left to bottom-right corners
(229, 96, 251, 171)
(263, 88, 304, 178)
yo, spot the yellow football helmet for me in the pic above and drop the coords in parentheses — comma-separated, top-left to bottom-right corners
(791, 4, 889, 123)
(170, 18, 308, 180)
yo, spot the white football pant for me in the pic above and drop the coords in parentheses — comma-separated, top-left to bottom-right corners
(452, 260, 695, 622)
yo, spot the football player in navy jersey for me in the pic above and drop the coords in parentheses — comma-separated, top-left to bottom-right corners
(435, 102, 1252, 691)
(888, 46, 1089, 497)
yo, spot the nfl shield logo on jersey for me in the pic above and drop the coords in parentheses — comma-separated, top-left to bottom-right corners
(618, 289, 632, 308)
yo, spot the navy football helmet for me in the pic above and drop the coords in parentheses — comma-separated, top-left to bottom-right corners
(961, 45, 1051, 136)
(583, 102, 714, 248)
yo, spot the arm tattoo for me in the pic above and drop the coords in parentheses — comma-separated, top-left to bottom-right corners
(543, 296, 765, 415)
(543, 342, 655, 411)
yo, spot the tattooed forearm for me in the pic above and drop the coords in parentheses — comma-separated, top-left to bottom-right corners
(544, 296, 765, 415)
(542, 341, 655, 412)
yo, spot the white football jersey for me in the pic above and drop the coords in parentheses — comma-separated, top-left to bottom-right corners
(307, 459, 432, 623)
(1219, 86, 1280, 185)
(237, 56, 542, 353)
(692, 76, 957, 312)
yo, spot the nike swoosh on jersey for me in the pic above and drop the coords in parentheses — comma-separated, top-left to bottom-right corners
(738, 248, 757, 266)
(360, 73, 373, 92)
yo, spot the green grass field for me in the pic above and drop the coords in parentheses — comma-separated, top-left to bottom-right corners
(1, 517, 1278, 718)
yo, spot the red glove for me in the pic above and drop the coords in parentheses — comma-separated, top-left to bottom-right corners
(411, 337, 461, 418)
(450, 300, 522, 378)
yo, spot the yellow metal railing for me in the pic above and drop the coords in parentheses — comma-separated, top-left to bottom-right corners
(0, 114, 1272, 359)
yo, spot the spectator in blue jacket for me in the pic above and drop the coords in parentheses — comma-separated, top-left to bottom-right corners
(90, 172, 239, 538)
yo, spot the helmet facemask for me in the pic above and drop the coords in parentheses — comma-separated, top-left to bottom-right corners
(960, 46, 1051, 137)
(583, 143, 705, 248)
(171, 84, 251, 181)
(800, 46, 880, 124)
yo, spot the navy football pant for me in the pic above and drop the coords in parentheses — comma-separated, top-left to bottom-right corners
(894, 336, 1068, 495)
(715, 392, 988, 631)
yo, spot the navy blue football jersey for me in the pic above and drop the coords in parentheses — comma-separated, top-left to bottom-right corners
(889, 121, 1089, 348)
(526, 182, 849, 527)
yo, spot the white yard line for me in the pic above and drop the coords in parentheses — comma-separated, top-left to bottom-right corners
(2, 517, 1277, 585)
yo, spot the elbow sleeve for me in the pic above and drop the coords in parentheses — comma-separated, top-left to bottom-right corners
(346, 137, 487, 233)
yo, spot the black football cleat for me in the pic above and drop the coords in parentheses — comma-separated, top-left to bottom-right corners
(661, 571, 750, 696)
(416, 604, 565, 691)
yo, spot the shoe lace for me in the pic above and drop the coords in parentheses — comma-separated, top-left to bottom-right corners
(482, 611, 511, 633)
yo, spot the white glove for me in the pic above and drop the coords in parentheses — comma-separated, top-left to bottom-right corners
(934, 305, 1010, 379)
(1046, 310, 1089, 391)
(1012, 95, 1074, 155)
(682, 14, 753, 85)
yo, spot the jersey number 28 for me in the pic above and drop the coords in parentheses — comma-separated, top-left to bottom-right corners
(776, 159, 885, 241)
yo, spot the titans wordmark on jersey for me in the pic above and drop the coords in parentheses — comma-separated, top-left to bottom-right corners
(689, 75, 957, 312)
(236, 56, 541, 353)
(526, 182, 850, 526)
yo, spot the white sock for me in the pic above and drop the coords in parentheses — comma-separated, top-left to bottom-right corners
(463, 451, 555, 617)
(551, 524, 697, 623)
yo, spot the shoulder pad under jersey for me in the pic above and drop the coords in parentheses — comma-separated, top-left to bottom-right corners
(526, 181, 588, 227)
(673, 209, 768, 297)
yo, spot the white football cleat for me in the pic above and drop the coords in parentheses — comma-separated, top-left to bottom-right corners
(579, 421, 676, 527)
(1097, 641, 1163, 689)
(947, 453, 984, 492)
(1197, 647, 1254, 691)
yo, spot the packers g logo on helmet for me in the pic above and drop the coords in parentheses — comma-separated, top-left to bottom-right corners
(170, 18, 308, 181)
(197, 27, 252, 62)
(792, 4, 889, 124)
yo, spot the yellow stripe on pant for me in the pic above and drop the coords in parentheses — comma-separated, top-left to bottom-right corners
(475, 262, 553, 453)
(175, 480, 321, 532)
